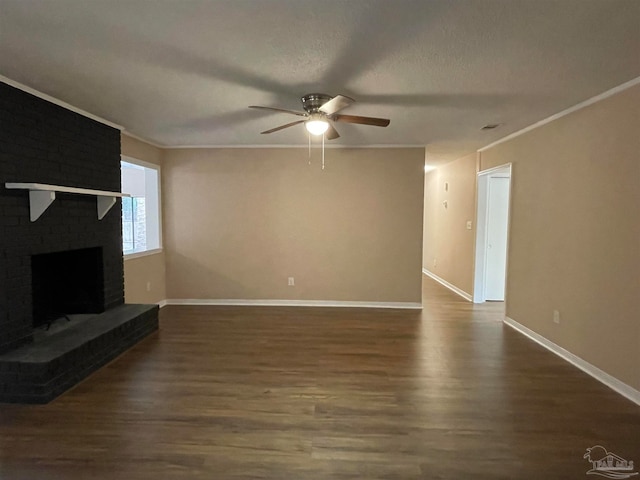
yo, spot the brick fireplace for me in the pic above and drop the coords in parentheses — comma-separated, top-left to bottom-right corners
(0, 82, 158, 403)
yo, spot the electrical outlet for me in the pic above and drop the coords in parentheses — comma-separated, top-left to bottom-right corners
(466, 220, 472, 230)
(433, 258, 437, 267)
(146, 281, 151, 292)
(553, 310, 560, 324)
(288, 277, 295, 286)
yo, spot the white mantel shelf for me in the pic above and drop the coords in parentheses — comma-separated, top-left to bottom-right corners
(5, 182, 130, 221)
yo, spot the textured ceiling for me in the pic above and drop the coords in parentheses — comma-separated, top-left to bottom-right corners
(1, 0, 639, 161)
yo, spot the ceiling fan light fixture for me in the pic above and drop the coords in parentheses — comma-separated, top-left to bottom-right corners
(305, 114, 329, 136)
(249, 93, 389, 140)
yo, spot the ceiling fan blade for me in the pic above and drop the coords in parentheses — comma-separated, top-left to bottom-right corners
(325, 122, 340, 140)
(333, 114, 390, 127)
(319, 94, 355, 115)
(249, 105, 307, 117)
(260, 120, 305, 134)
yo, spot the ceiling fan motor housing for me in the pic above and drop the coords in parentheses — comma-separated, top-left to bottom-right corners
(301, 93, 332, 113)
(249, 93, 389, 138)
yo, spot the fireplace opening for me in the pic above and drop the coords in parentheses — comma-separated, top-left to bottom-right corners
(31, 247, 105, 329)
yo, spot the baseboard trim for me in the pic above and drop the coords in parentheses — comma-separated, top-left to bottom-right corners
(158, 300, 168, 308)
(504, 316, 640, 407)
(422, 269, 473, 302)
(162, 299, 423, 309)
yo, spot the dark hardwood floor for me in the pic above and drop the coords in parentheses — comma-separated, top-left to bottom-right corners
(1, 277, 638, 479)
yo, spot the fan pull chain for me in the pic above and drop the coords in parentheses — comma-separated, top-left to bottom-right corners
(308, 132, 311, 164)
(322, 133, 325, 170)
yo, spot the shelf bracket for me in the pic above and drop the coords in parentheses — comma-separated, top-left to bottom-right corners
(29, 190, 56, 222)
(5, 182, 129, 222)
(97, 196, 117, 220)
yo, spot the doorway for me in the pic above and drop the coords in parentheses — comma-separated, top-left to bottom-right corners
(473, 164, 511, 303)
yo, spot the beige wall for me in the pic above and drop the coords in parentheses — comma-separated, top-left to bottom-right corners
(162, 148, 425, 304)
(480, 84, 640, 390)
(120, 133, 167, 304)
(423, 153, 477, 295)
(121, 134, 163, 166)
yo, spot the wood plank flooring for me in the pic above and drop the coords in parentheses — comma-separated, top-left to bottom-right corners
(1, 277, 638, 479)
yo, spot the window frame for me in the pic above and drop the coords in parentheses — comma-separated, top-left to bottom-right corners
(120, 155, 163, 260)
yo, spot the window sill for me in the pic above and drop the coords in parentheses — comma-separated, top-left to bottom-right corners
(123, 248, 163, 261)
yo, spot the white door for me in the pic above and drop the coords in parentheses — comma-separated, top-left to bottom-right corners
(484, 176, 510, 301)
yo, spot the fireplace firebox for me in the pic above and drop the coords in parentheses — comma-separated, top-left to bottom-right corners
(31, 247, 105, 329)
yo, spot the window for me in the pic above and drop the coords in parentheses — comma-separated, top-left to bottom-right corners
(120, 158, 161, 256)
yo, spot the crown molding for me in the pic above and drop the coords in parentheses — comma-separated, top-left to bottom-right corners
(0, 74, 124, 131)
(165, 144, 426, 149)
(0, 75, 422, 150)
(479, 76, 640, 152)
(121, 131, 166, 149)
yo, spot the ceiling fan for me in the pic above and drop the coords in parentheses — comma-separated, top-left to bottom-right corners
(249, 93, 390, 140)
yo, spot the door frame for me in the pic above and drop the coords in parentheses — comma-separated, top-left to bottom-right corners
(473, 163, 512, 303)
